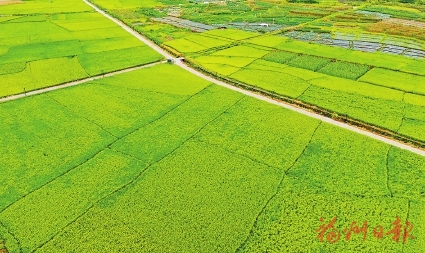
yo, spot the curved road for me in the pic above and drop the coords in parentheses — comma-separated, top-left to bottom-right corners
(83, 0, 425, 157)
(1, 0, 423, 157)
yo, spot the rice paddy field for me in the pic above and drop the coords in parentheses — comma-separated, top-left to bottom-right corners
(165, 30, 425, 144)
(0, 1, 163, 98)
(2, 0, 425, 252)
(1, 62, 424, 253)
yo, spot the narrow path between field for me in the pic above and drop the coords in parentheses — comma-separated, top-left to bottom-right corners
(0, 0, 422, 157)
(82, 0, 425, 157)
(0, 61, 166, 104)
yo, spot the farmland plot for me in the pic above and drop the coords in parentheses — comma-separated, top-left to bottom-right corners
(2, 0, 425, 253)
(178, 31, 425, 143)
(0, 0, 91, 14)
(0, 9, 162, 98)
(0, 64, 424, 252)
(359, 68, 425, 95)
(256, 37, 425, 76)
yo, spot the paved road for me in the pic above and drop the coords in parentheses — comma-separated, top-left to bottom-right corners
(83, 0, 173, 59)
(1, 0, 423, 157)
(83, 0, 425, 157)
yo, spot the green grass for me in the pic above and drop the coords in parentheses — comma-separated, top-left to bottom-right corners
(0, 149, 147, 252)
(239, 190, 409, 252)
(263, 51, 298, 64)
(92, 0, 163, 9)
(282, 123, 391, 196)
(33, 207, 149, 252)
(2, 0, 425, 252)
(230, 68, 311, 98)
(0, 46, 8, 56)
(197, 63, 240, 76)
(110, 85, 244, 163)
(287, 54, 332, 71)
(164, 38, 207, 53)
(184, 34, 231, 49)
(405, 93, 425, 107)
(211, 45, 271, 58)
(27, 27, 130, 44)
(80, 36, 144, 53)
(0, 16, 20, 22)
(194, 55, 258, 68)
(47, 82, 188, 137)
(100, 139, 282, 253)
(94, 63, 211, 96)
(0, 57, 89, 98)
(309, 76, 405, 101)
(191, 47, 422, 139)
(204, 29, 259, 41)
(398, 103, 425, 141)
(8, 15, 47, 23)
(404, 104, 425, 122)
(51, 19, 117, 31)
(78, 46, 163, 76)
(0, 21, 66, 39)
(238, 125, 423, 252)
(0, 95, 117, 212)
(299, 86, 405, 131)
(318, 61, 371, 80)
(0, 40, 84, 65)
(398, 119, 425, 143)
(0, 0, 91, 14)
(247, 36, 288, 47)
(1, 64, 425, 252)
(273, 37, 425, 76)
(0, 10, 163, 98)
(359, 68, 425, 95)
(185, 33, 425, 142)
(243, 59, 292, 73)
(389, 148, 425, 200)
(0, 62, 26, 75)
(191, 50, 424, 141)
(263, 51, 371, 80)
(194, 96, 321, 169)
(248, 60, 328, 80)
(134, 22, 193, 44)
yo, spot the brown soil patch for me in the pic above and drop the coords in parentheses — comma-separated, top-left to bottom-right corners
(385, 18, 425, 29)
(0, 0, 23, 6)
(366, 20, 425, 41)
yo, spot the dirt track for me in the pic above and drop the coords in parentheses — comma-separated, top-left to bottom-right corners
(0, 61, 165, 104)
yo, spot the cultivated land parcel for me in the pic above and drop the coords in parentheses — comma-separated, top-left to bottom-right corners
(0, 0, 162, 98)
(1, 0, 425, 252)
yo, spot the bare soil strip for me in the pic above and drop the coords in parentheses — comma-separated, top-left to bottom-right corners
(0, 0, 22, 6)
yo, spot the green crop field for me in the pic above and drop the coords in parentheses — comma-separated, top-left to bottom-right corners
(175, 31, 425, 142)
(0, 0, 91, 14)
(2, 0, 425, 252)
(1, 64, 425, 253)
(0, 3, 163, 98)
